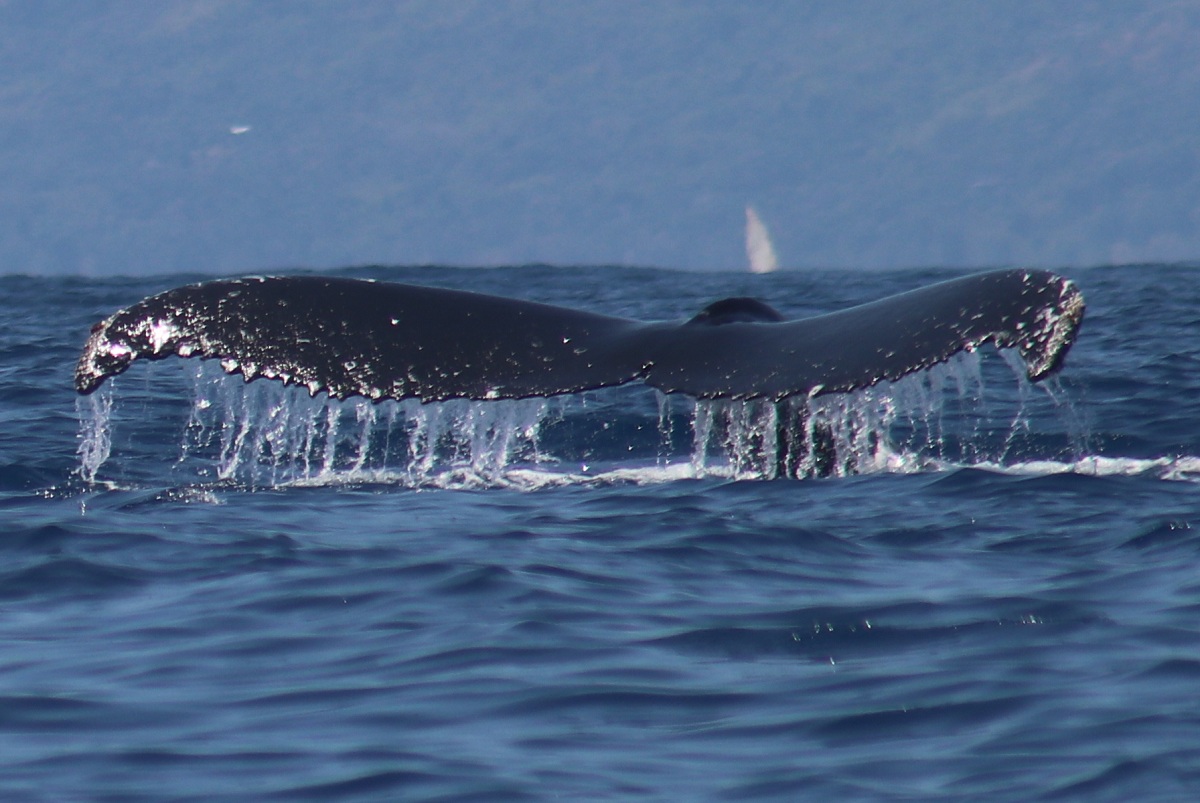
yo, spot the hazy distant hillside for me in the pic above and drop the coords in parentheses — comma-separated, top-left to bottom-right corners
(2, 1, 1198, 274)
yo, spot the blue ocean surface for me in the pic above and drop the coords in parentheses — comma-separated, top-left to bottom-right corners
(2, 264, 1200, 800)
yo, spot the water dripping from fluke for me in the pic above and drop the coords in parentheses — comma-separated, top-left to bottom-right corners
(75, 387, 114, 484)
(72, 351, 1091, 490)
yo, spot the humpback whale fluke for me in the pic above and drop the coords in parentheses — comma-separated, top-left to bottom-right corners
(75, 270, 1083, 406)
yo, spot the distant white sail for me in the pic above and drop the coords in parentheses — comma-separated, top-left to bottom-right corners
(745, 206, 779, 274)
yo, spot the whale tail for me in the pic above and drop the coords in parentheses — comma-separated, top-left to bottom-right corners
(76, 269, 1083, 409)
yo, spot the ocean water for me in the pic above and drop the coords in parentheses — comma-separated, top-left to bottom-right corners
(2, 263, 1200, 801)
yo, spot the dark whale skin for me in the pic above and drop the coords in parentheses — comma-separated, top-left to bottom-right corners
(76, 269, 1083, 404)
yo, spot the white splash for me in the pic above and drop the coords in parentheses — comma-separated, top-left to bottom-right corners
(746, 205, 779, 274)
(995, 456, 1200, 482)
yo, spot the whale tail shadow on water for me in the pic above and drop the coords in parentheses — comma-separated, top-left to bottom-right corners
(75, 269, 1084, 478)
